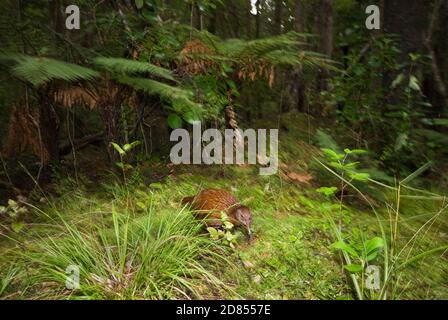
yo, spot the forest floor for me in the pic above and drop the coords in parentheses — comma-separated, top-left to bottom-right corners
(0, 113, 447, 300)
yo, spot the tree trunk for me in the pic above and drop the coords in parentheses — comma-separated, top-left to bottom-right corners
(316, 0, 334, 93)
(255, 0, 262, 38)
(191, 2, 202, 30)
(38, 97, 60, 163)
(273, 0, 283, 35)
(424, 0, 448, 110)
(384, 0, 425, 62)
(383, 0, 426, 107)
(292, 0, 306, 112)
(245, 0, 253, 39)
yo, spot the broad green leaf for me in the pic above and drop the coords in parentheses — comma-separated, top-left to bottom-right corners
(364, 237, 385, 254)
(111, 142, 125, 155)
(344, 264, 363, 273)
(366, 251, 379, 262)
(331, 241, 359, 257)
(123, 141, 141, 152)
(167, 113, 183, 129)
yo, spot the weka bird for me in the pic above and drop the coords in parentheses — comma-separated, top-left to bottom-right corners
(182, 188, 253, 239)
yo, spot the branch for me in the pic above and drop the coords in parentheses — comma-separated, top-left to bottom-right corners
(60, 132, 104, 156)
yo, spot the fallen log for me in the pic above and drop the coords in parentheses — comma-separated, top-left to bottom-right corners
(59, 132, 104, 156)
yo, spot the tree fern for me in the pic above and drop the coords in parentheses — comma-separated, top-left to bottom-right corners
(93, 57, 175, 81)
(116, 76, 200, 110)
(185, 31, 337, 70)
(0, 53, 99, 86)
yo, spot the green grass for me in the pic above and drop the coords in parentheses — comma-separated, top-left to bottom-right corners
(0, 113, 447, 300)
(0, 187, 234, 299)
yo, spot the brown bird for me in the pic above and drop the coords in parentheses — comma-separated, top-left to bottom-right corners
(182, 188, 253, 239)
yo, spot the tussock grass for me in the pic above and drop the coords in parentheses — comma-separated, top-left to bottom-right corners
(1, 187, 234, 300)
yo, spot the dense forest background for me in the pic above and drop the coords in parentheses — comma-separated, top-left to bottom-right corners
(0, 0, 447, 300)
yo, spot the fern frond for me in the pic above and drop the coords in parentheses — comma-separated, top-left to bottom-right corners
(93, 57, 174, 81)
(0, 53, 99, 86)
(181, 31, 337, 72)
(116, 76, 200, 109)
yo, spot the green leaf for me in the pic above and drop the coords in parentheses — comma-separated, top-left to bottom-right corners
(183, 111, 201, 125)
(223, 221, 234, 230)
(167, 113, 183, 129)
(364, 237, 385, 254)
(348, 172, 370, 182)
(136, 201, 146, 209)
(123, 141, 141, 152)
(149, 182, 162, 189)
(391, 73, 404, 88)
(432, 119, 448, 126)
(116, 76, 200, 110)
(7, 199, 17, 207)
(322, 148, 344, 161)
(409, 53, 420, 62)
(0, 54, 99, 86)
(94, 57, 174, 81)
(344, 264, 363, 273)
(366, 251, 379, 262)
(316, 187, 338, 197)
(225, 231, 236, 242)
(111, 142, 125, 155)
(331, 241, 359, 257)
(207, 227, 220, 240)
(409, 75, 420, 91)
(135, 0, 144, 9)
(220, 212, 229, 221)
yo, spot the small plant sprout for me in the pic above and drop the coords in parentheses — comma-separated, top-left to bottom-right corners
(111, 141, 141, 184)
(0, 199, 28, 233)
(206, 212, 238, 248)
